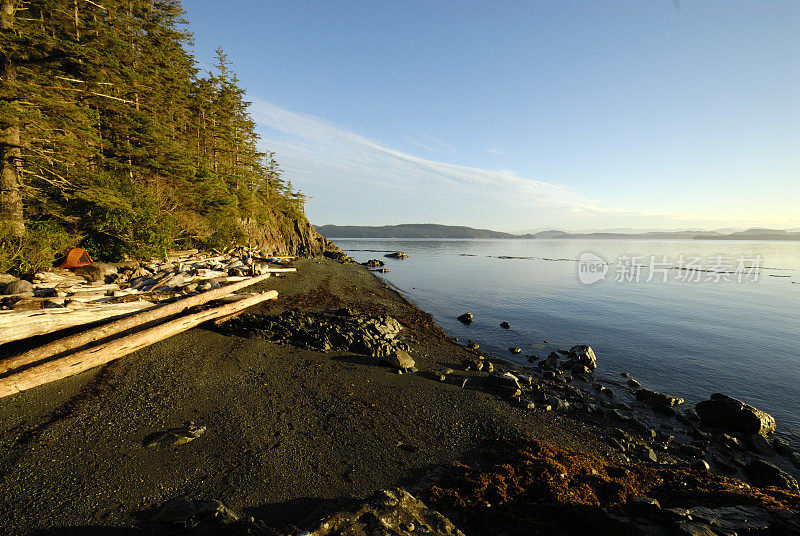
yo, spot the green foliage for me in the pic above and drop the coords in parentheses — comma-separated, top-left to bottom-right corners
(0, 222, 75, 275)
(3, 0, 310, 267)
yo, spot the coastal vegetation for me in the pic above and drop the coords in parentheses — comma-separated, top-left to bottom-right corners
(0, 0, 313, 274)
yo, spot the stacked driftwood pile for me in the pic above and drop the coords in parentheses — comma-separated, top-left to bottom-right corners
(0, 248, 295, 399)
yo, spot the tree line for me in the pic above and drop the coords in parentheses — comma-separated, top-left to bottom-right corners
(0, 0, 307, 272)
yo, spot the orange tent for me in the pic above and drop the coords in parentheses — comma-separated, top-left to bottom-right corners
(58, 248, 94, 268)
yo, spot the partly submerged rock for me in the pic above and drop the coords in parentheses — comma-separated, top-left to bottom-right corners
(563, 345, 597, 371)
(457, 312, 473, 324)
(500, 321, 511, 329)
(385, 251, 408, 259)
(362, 259, 385, 267)
(695, 393, 776, 436)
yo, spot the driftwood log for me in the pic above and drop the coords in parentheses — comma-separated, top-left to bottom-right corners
(0, 272, 274, 375)
(0, 290, 278, 399)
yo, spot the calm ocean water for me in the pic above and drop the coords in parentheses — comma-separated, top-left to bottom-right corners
(335, 238, 800, 444)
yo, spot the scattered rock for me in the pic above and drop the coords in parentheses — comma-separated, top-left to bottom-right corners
(508, 346, 521, 354)
(635, 389, 684, 414)
(144, 422, 206, 448)
(72, 264, 108, 282)
(457, 312, 473, 324)
(2, 279, 33, 295)
(386, 350, 415, 371)
(627, 378, 641, 389)
(465, 340, 479, 350)
(385, 251, 408, 259)
(695, 393, 776, 436)
(744, 459, 799, 491)
(362, 259, 385, 267)
(500, 321, 511, 329)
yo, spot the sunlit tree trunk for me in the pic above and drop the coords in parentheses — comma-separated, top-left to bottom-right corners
(0, 0, 24, 238)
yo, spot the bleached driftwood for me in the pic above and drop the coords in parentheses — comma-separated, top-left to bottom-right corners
(0, 301, 156, 345)
(0, 290, 279, 399)
(0, 272, 274, 374)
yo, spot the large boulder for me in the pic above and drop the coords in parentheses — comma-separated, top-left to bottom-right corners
(695, 393, 776, 436)
(2, 279, 33, 295)
(564, 345, 597, 371)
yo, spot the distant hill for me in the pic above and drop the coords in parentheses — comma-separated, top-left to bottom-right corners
(315, 224, 522, 239)
(315, 224, 800, 241)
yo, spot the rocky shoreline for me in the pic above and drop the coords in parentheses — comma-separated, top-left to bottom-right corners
(0, 257, 798, 535)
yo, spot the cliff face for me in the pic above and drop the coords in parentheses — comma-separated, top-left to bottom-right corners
(239, 211, 344, 258)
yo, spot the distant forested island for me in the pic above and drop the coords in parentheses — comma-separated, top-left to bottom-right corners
(316, 224, 800, 241)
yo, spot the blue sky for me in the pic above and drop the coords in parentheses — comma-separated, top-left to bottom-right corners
(183, 1, 799, 232)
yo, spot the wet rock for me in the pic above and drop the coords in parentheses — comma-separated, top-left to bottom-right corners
(627, 378, 641, 389)
(774, 438, 792, 456)
(679, 444, 706, 458)
(718, 433, 744, 450)
(457, 312, 473, 324)
(508, 346, 522, 354)
(144, 422, 206, 448)
(669, 505, 773, 536)
(362, 259, 385, 267)
(636, 389, 684, 414)
(297, 488, 465, 536)
(695, 393, 776, 436)
(746, 434, 775, 457)
(499, 321, 511, 329)
(465, 340, 479, 350)
(562, 344, 597, 371)
(2, 279, 33, 295)
(790, 452, 800, 470)
(744, 459, 799, 491)
(385, 251, 408, 259)
(386, 350, 415, 371)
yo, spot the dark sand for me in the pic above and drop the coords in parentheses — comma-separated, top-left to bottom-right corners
(1, 258, 797, 535)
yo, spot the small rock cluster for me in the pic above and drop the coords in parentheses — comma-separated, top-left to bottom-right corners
(222, 308, 409, 359)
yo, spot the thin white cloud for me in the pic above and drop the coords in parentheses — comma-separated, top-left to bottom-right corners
(250, 99, 598, 216)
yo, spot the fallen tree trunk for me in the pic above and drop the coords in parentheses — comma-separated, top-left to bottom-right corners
(0, 301, 157, 346)
(0, 272, 273, 374)
(0, 290, 278, 399)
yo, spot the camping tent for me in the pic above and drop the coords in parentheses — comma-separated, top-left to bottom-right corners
(58, 248, 94, 268)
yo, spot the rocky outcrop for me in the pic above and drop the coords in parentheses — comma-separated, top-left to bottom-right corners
(298, 488, 465, 536)
(237, 211, 344, 258)
(695, 393, 776, 436)
(221, 308, 407, 358)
